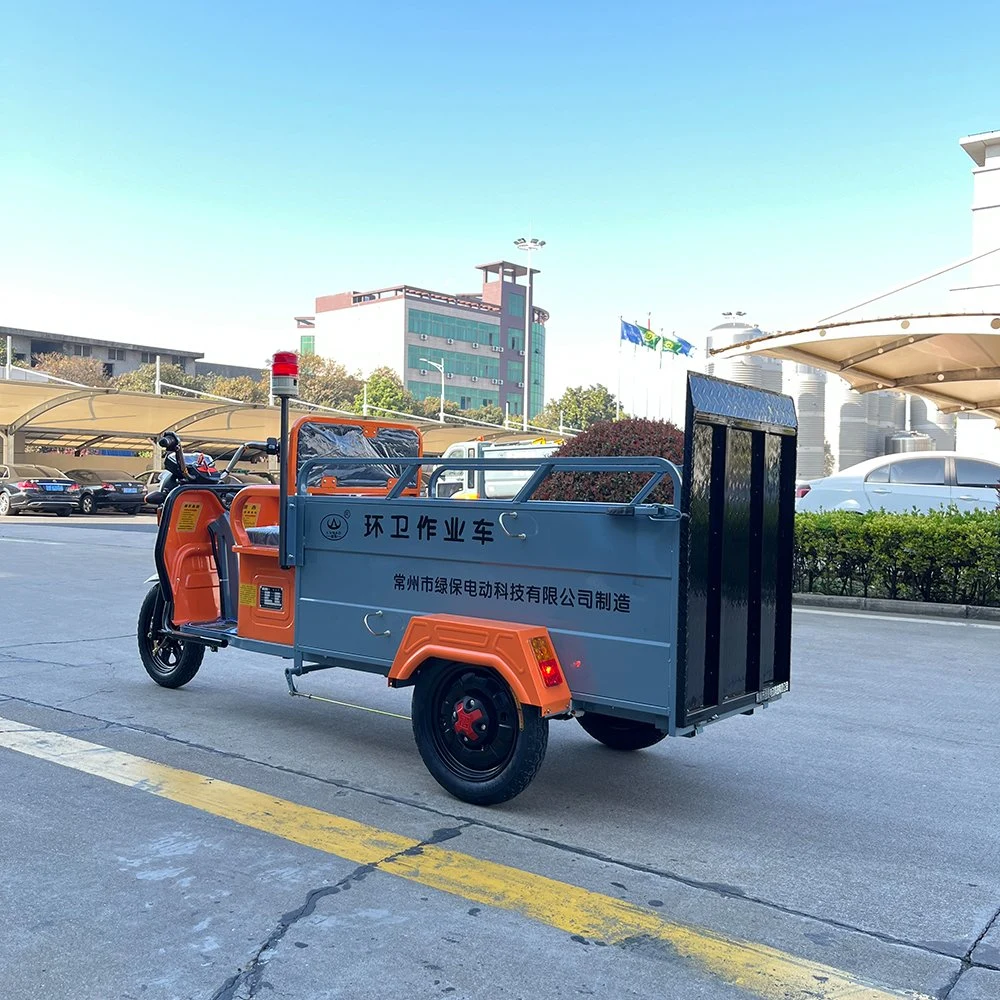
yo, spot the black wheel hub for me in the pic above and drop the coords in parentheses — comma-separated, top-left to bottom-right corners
(148, 633, 184, 674)
(433, 669, 517, 782)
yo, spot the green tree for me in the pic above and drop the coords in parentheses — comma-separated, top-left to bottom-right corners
(535, 384, 621, 430)
(354, 367, 415, 416)
(297, 354, 363, 410)
(113, 363, 201, 394)
(32, 352, 111, 387)
(202, 374, 269, 404)
(0, 340, 6, 366)
(464, 403, 505, 425)
(418, 396, 461, 419)
(823, 441, 835, 477)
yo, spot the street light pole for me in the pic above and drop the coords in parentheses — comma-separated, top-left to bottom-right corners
(514, 236, 545, 430)
(420, 357, 446, 423)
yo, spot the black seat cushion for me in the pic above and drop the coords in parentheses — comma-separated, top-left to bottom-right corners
(247, 525, 279, 547)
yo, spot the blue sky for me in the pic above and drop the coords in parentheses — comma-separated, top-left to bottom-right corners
(2, 1, 997, 419)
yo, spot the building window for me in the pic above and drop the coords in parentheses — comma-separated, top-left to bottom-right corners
(406, 345, 499, 380)
(407, 380, 498, 410)
(72, 344, 92, 357)
(102, 363, 114, 378)
(140, 352, 154, 364)
(508, 331, 522, 352)
(507, 292, 525, 318)
(299, 334, 315, 355)
(170, 355, 186, 369)
(108, 348, 126, 361)
(407, 308, 500, 347)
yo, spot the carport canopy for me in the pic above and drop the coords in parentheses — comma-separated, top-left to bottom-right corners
(710, 312, 1000, 423)
(0, 382, 553, 464)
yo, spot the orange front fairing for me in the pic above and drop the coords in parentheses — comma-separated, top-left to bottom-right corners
(389, 615, 573, 717)
(230, 486, 295, 645)
(159, 489, 227, 626)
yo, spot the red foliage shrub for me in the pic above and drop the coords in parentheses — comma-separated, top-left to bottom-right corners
(533, 418, 684, 504)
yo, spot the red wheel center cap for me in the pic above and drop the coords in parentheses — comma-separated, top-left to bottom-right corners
(453, 699, 485, 742)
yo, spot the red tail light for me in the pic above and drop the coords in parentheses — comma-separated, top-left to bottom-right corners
(101, 482, 117, 490)
(15, 480, 39, 490)
(795, 485, 811, 499)
(529, 636, 565, 688)
(68, 483, 80, 491)
(537, 659, 564, 687)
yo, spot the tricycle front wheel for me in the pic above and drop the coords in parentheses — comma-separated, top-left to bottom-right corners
(412, 662, 548, 806)
(577, 712, 667, 751)
(137, 584, 204, 688)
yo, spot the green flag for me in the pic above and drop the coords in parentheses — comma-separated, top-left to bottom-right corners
(638, 325, 660, 351)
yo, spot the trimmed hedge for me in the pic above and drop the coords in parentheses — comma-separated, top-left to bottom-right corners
(795, 510, 1000, 606)
(533, 418, 684, 504)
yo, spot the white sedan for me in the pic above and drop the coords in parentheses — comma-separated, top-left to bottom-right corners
(796, 452, 1000, 514)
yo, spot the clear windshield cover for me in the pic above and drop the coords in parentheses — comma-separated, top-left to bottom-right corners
(296, 423, 421, 489)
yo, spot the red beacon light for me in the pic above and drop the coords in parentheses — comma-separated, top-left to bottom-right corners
(270, 351, 299, 398)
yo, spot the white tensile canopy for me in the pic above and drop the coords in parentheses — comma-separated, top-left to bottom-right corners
(710, 312, 1000, 424)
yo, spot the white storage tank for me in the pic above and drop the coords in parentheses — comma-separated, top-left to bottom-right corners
(909, 397, 957, 450)
(886, 431, 934, 453)
(791, 364, 826, 480)
(705, 322, 784, 393)
(837, 390, 869, 470)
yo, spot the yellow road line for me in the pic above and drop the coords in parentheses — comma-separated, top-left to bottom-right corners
(0, 716, 929, 1000)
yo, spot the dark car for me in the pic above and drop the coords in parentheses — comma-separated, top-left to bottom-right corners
(132, 469, 273, 512)
(64, 468, 146, 515)
(0, 464, 79, 517)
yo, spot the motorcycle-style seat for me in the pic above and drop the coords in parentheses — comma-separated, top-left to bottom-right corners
(247, 525, 280, 547)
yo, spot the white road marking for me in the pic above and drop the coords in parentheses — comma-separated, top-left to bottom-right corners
(794, 606, 1000, 630)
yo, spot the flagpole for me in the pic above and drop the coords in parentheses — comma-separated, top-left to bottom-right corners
(658, 327, 665, 420)
(616, 315, 622, 419)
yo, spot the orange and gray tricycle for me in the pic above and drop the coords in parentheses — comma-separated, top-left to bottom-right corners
(138, 351, 797, 804)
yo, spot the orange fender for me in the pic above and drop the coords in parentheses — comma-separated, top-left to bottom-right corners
(388, 614, 572, 717)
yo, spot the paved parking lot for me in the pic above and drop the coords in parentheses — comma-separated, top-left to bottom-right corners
(1, 516, 998, 1000)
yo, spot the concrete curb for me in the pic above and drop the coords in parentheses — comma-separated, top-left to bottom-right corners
(793, 592, 1000, 621)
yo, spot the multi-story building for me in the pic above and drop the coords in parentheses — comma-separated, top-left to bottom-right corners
(1, 326, 203, 378)
(307, 261, 548, 420)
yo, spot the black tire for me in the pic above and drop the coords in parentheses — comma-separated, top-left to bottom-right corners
(56, 508, 72, 517)
(412, 662, 548, 806)
(0, 493, 12, 517)
(577, 712, 667, 751)
(137, 584, 204, 688)
(80, 494, 95, 515)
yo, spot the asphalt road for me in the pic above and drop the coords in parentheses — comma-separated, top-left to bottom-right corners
(0, 515, 998, 1000)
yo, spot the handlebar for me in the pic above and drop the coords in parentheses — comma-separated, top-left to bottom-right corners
(155, 432, 278, 485)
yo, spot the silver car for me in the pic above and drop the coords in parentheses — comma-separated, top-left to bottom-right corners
(796, 452, 1000, 514)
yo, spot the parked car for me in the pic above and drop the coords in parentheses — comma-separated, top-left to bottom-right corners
(0, 464, 79, 517)
(796, 452, 1000, 514)
(133, 469, 274, 512)
(64, 468, 147, 515)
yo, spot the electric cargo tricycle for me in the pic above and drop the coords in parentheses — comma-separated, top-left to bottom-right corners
(138, 358, 797, 805)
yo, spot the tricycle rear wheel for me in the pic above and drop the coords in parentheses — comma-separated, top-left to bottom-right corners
(577, 712, 667, 751)
(137, 584, 204, 688)
(412, 662, 548, 806)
